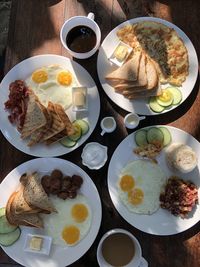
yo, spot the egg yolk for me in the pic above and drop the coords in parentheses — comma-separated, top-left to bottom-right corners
(128, 188, 144, 205)
(120, 175, 135, 191)
(62, 225, 80, 245)
(32, 69, 48, 83)
(57, 71, 72, 86)
(71, 204, 88, 223)
(158, 90, 173, 102)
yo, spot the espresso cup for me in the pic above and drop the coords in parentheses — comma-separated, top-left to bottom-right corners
(97, 228, 148, 267)
(124, 113, 146, 129)
(60, 12, 101, 59)
(100, 116, 116, 136)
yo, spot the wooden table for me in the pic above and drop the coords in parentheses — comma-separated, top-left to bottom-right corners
(1, 0, 200, 266)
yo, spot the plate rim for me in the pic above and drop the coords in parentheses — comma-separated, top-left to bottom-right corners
(0, 157, 102, 267)
(97, 16, 198, 115)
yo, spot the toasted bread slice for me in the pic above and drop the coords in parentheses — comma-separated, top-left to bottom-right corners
(45, 104, 74, 145)
(13, 186, 41, 214)
(146, 58, 158, 90)
(28, 108, 53, 146)
(40, 102, 66, 142)
(21, 91, 48, 139)
(123, 84, 162, 99)
(21, 172, 56, 213)
(6, 192, 43, 228)
(106, 51, 141, 81)
(114, 53, 147, 91)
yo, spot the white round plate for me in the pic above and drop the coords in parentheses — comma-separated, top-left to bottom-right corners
(108, 126, 200, 235)
(0, 54, 100, 157)
(0, 158, 102, 267)
(97, 17, 198, 115)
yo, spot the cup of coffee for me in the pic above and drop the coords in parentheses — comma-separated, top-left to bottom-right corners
(60, 12, 101, 59)
(97, 228, 148, 267)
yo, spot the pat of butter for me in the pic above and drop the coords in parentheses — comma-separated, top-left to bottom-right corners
(114, 45, 128, 61)
(74, 91, 85, 107)
(29, 236, 43, 251)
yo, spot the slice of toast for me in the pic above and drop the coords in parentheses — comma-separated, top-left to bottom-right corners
(21, 172, 56, 213)
(146, 58, 158, 90)
(6, 192, 43, 228)
(45, 104, 74, 145)
(106, 51, 141, 81)
(21, 90, 48, 139)
(40, 102, 66, 142)
(123, 84, 162, 99)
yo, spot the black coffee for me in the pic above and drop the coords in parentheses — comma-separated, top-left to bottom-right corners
(66, 25, 96, 53)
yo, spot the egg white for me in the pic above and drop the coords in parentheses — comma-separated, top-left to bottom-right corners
(41, 194, 92, 247)
(118, 160, 166, 215)
(25, 65, 78, 110)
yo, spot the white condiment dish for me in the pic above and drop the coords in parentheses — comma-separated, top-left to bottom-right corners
(23, 234, 52, 256)
(97, 228, 148, 267)
(124, 113, 146, 129)
(72, 86, 88, 112)
(81, 142, 108, 169)
(100, 116, 116, 136)
(109, 41, 133, 67)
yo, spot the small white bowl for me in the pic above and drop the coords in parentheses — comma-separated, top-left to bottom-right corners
(24, 234, 52, 256)
(81, 142, 108, 169)
(109, 41, 133, 67)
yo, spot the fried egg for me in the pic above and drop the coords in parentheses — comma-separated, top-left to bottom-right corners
(25, 65, 78, 110)
(41, 194, 92, 246)
(118, 160, 166, 214)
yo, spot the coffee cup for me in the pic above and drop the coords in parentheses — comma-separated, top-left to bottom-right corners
(124, 113, 146, 129)
(100, 116, 116, 136)
(60, 12, 101, 59)
(97, 228, 148, 267)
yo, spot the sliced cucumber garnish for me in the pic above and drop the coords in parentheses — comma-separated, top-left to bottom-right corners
(60, 137, 77, 148)
(149, 97, 165, 113)
(0, 208, 5, 218)
(156, 89, 174, 107)
(68, 122, 82, 141)
(135, 130, 148, 147)
(147, 127, 164, 145)
(74, 119, 89, 135)
(159, 127, 172, 146)
(167, 87, 182, 105)
(0, 215, 17, 234)
(0, 227, 21, 246)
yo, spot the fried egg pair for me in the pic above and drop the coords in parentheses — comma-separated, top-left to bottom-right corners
(118, 160, 166, 215)
(25, 65, 78, 110)
(41, 194, 92, 246)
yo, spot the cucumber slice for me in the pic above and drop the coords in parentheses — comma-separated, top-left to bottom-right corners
(147, 127, 164, 145)
(167, 87, 182, 105)
(159, 127, 172, 146)
(60, 137, 77, 148)
(0, 215, 17, 234)
(149, 97, 165, 113)
(0, 208, 5, 218)
(0, 227, 21, 246)
(156, 89, 174, 107)
(68, 122, 82, 141)
(135, 130, 148, 147)
(74, 120, 89, 135)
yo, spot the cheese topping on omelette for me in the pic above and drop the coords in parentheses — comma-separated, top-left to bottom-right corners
(117, 21, 189, 86)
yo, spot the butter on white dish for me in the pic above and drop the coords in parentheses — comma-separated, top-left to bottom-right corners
(24, 234, 52, 255)
(81, 142, 108, 169)
(166, 143, 197, 173)
(109, 41, 133, 67)
(72, 86, 88, 112)
(124, 113, 146, 129)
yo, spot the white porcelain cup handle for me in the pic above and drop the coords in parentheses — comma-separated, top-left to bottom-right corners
(101, 129, 106, 136)
(138, 257, 148, 267)
(138, 116, 146, 121)
(87, 12, 95, 20)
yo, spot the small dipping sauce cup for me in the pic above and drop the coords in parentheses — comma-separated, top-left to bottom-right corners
(100, 116, 116, 136)
(97, 228, 148, 267)
(60, 12, 101, 59)
(124, 113, 146, 129)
